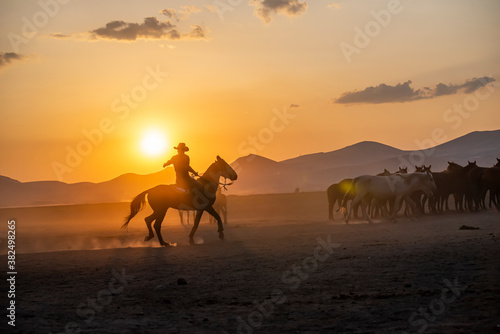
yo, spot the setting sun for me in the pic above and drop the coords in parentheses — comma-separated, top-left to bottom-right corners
(140, 129, 168, 157)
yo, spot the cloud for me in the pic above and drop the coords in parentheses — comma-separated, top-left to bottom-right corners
(333, 77, 496, 104)
(435, 77, 496, 96)
(251, 0, 308, 23)
(204, 4, 217, 13)
(290, 104, 300, 108)
(160, 6, 201, 21)
(160, 8, 178, 21)
(179, 5, 202, 18)
(0, 52, 25, 68)
(50, 33, 72, 39)
(327, 3, 341, 10)
(89, 17, 206, 41)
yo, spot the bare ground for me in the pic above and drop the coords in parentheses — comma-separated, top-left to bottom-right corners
(1, 192, 499, 333)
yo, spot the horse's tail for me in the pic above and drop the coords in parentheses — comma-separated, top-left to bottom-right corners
(122, 190, 149, 229)
(338, 179, 356, 214)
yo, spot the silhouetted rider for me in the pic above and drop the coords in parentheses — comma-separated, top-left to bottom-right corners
(163, 143, 200, 192)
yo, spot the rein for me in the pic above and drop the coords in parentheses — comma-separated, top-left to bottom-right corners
(218, 178, 233, 191)
(195, 162, 233, 191)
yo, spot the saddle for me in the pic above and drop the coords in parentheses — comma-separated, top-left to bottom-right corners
(173, 185, 190, 194)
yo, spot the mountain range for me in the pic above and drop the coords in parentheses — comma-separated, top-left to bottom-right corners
(1, 130, 499, 207)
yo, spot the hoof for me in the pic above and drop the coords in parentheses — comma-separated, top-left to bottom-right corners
(144, 235, 153, 242)
(161, 242, 171, 248)
(218, 231, 225, 241)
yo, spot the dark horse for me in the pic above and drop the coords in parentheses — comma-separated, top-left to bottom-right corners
(122, 156, 238, 246)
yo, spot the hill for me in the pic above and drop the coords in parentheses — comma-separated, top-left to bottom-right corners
(0, 130, 499, 207)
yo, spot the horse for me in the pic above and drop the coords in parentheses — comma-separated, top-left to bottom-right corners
(435, 162, 473, 212)
(122, 156, 238, 246)
(481, 166, 500, 210)
(370, 167, 409, 218)
(327, 178, 358, 221)
(178, 209, 196, 225)
(413, 165, 433, 213)
(343, 173, 436, 224)
(209, 188, 228, 224)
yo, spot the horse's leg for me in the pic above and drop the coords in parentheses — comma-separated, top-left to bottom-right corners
(154, 209, 170, 247)
(189, 210, 204, 245)
(179, 210, 184, 225)
(222, 204, 227, 225)
(328, 197, 335, 221)
(360, 199, 372, 224)
(144, 213, 155, 242)
(346, 195, 362, 224)
(205, 206, 225, 240)
(391, 196, 404, 222)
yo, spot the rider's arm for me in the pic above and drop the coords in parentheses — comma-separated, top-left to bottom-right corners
(163, 158, 173, 168)
(188, 166, 198, 176)
(186, 156, 198, 176)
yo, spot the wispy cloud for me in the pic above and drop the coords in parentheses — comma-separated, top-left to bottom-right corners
(251, 0, 308, 23)
(327, 3, 341, 10)
(333, 77, 496, 104)
(89, 17, 206, 41)
(50, 33, 73, 39)
(0, 52, 25, 68)
(160, 5, 201, 22)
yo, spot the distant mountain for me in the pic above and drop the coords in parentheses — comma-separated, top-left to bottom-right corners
(228, 130, 500, 194)
(0, 169, 175, 208)
(0, 130, 499, 207)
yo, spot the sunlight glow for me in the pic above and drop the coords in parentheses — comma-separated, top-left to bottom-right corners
(140, 129, 168, 157)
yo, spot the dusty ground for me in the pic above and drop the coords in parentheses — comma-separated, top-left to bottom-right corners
(1, 192, 499, 333)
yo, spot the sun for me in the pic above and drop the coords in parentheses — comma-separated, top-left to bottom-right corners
(140, 129, 168, 157)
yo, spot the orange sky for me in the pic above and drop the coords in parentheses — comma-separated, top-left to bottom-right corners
(0, 0, 499, 183)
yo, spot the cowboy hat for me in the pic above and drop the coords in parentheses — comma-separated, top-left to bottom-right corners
(174, 143, 189, 152)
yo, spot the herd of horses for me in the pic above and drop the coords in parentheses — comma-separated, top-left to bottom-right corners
(122, 156, 499, 247)
(328, 159, 500, 224)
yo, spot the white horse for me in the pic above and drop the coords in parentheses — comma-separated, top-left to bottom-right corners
(344, 173, 436, 224)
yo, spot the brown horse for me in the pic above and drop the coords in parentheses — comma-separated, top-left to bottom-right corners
(327, 178, 356, 221)
(122, 156, 238, 246)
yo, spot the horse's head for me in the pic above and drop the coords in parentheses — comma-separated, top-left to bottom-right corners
(446, 161, 463, 172)
(215, 156, 238, 181)
(378, 168, 391, 176)
(421, 173, 437, 197)
(397, 166, 408, 174)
